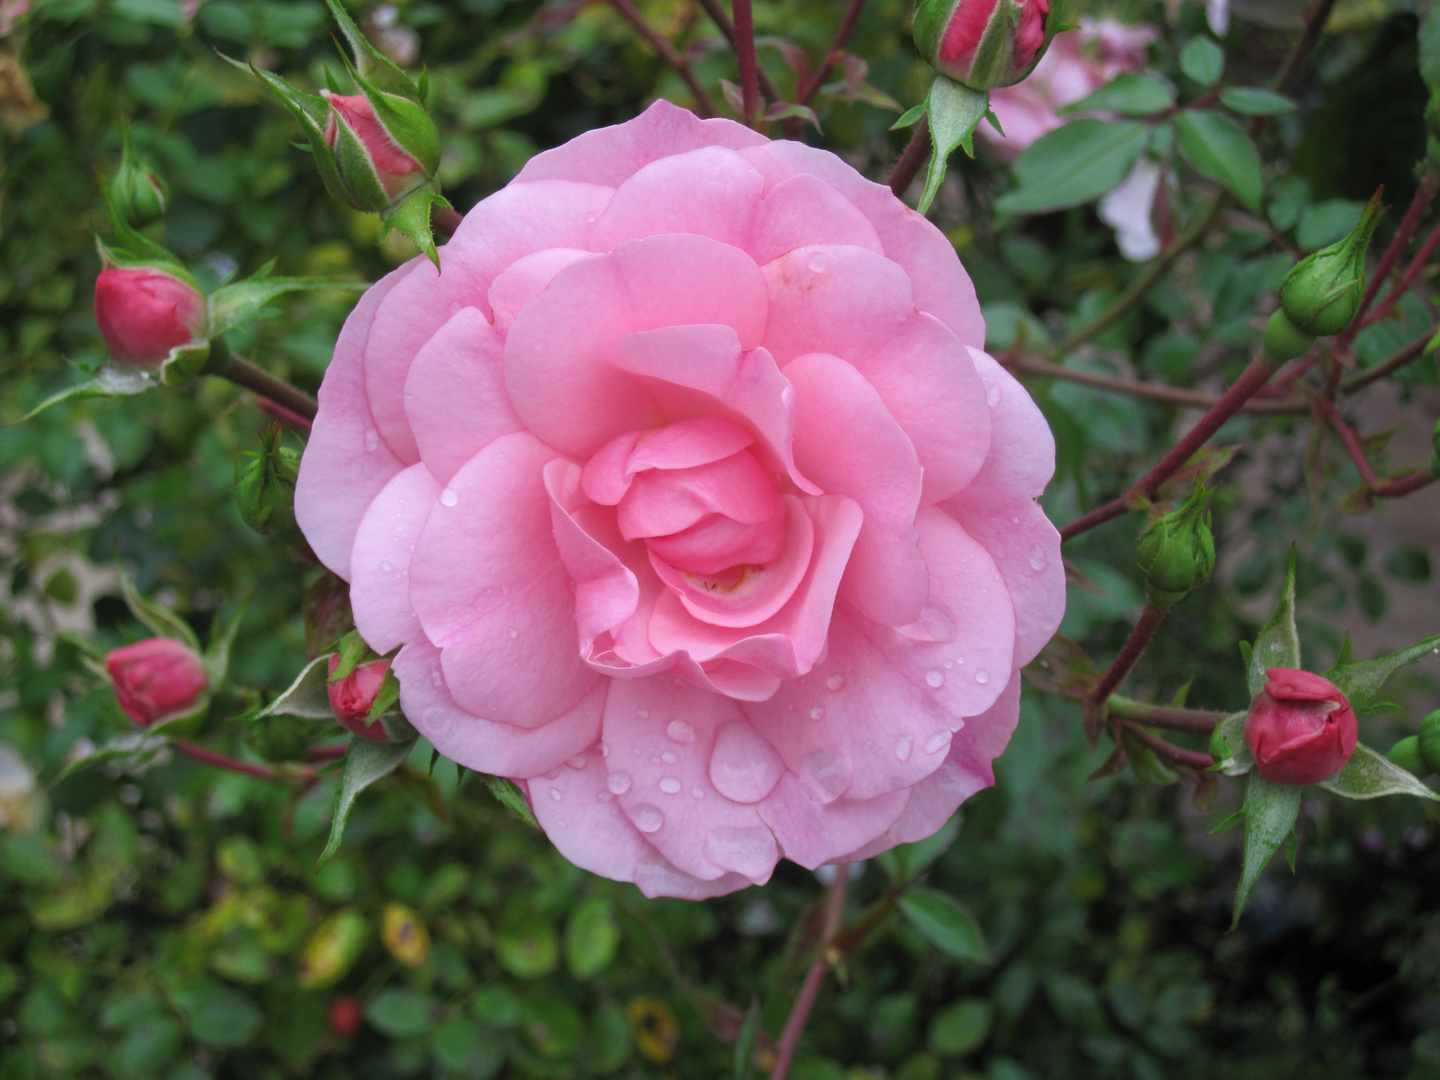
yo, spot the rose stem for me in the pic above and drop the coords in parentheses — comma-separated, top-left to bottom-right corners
(1106, 696, 1227, 734)
(1302, 389, 1381, 487)
(607, 0, 718, 117)
(254, 396, 313, 432)
(732, 0, 761, 128)
(795, 0, 869, 106)
(888, 124, 931, 198)
(1087, 603, 1169, 715)
(1372, 470, 1439, 499)
(1006, 354, 1308, 414)
(1060, 353, 1280, 542)
(693, 0, 783, 104)
(208, 342, 319, 422)
(1120, 722, 1215, 770)
(1338, 172, 1439, 343)
(1271, 0, 1341, 93)
(770, 866, 850, 1080)
(173, 739, 291, 780)
(1363, 213, 1440, 331)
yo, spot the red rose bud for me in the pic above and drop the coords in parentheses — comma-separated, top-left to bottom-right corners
(915, 0, 1051, 91)
(328, 995, 364, 1039)
(94, 265, 205, 369)
(1244, 668, 1358, 786)
(106, 637, 208, 726)
(327, 654, 393, 740)
(322, 91, 431, 207)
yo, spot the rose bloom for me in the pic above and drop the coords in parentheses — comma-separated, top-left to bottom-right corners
(1245, 668, 1358, 786)
(106, 637, 208, 726)
(296, 101, 1065, 897)
(94, 265, 205, 368)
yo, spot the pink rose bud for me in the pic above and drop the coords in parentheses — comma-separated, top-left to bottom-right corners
(106, 638, 208, 726)
(1244, 668, 1358, 786)
(915, 0, 1051, 91)
(322, 92, 426, 202)
(327, 654, 393, 740)
(94, 265, 205, 369)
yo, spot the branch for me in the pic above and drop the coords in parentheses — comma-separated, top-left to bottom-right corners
(1372, 470, 1439, 499)
(1006, 354, 1308, 414)
(173, 739, 301, 781)
(1106, 695, 1227, 733)
(608, 0, 718, 117)
(795, 0, 869, 106)
(1120, 722, 1215, 771)
(214, 355, 319, 422)
(1342, 171, 1439, 343)
(1303, 389, 1380, 486)
(1270, 0, 1341, 93)
(692, 0, 783, 104)
(889, 124, 931, 199)
(1088, 603, 1169, 708)
(732, 0, 761, 128)
(770, 867, 849, 1080)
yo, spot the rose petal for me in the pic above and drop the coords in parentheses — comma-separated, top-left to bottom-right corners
(487, 247, 591, 337)
(590, 146, 765, 252)
(758, 774, 908, 869)
(349, 463, 441, 655)
(749, 172, 884, 264)
(409, 433, 598, 727)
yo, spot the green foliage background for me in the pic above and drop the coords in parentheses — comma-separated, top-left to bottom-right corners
(2, 0, 1440, 1077)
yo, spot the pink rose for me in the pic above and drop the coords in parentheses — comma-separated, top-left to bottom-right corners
(94, 265, 206, 369)
(1245, 668, 1358, 786)
(327, 654, 394, 741)
(322, 92, 426, 201)
(106, 638, 208, 726)
(295, 101, 1065, 898)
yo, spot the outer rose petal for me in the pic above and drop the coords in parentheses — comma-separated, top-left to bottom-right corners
(349, 463, 441, 655)
(515, 98, 769, 187)
(504, 233, 769, 458)
(409, 433, 599, 727)
(758, 775, 908, 869)
(589, 146, 766, 252)
(295, 261, 413, 579)
(749, 172, 884, 264)
(397, 642, 601, 777)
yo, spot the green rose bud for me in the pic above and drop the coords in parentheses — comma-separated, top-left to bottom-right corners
(1277, 191, 1384, 338)
(1262, 308, 1315, 362)
(1388, 735, 1427, 775)
(236, 425, 303, 547)
(110, 123, 168, 226)
(1135, 483, 1216, 607)
(1417, 709, 1440, 774)
(914, 0, 1053, 91)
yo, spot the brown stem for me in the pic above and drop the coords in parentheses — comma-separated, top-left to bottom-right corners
(1270, 0, 1341, 93)
(173, 739, 291, 780)
(795, 0, 869, 106)
(1060, 354, 1280, 542)
(1006, 354, 1308, 414)
(216, 355, 319, 422)
(607, 0, 718, 117)
(1120, 722, 1214, 771)
(733, 0, 761, 127)
(889, 124, 931, 199)
(771, 867, 849, 1080)
(1088, 603, 1169, 707)
(1106, 695, 1226, 733)
(1338, 331, 1434, 392)
(1341, 171, 1439, 343)
(692, 0, 783, 104)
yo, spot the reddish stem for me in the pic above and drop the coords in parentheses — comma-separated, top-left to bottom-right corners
(692, 0, 783, 105)
(1342, 172, 1438, 343)
(1120, 722, 1214, 771)
(1106, 696, 1226, 733)
(173, 739, 286, 780)
(770, 867, 849, 1080)
(795, 0, 869, 106)
(1373, 470, 1439, 499)
(889, 125, 932, 199)
(1088, 603, 1169, 708)
(1007, 355, 1307, 414)
(255, 396, 313, 432)
(1305, 391, 1381, 486)
(307, 743, 349, 761)
(607, 0, 718, 117)
(732, 0, 761, 127)
(218, 356, 319, 422)
(1364, 215, 1440, 331)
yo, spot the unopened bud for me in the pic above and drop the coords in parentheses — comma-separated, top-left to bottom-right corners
(322, 91, 434, 209)
(1135, 483, 1215, 607)
(236, 425, 303, 547)
(1389, 735, 1427, 775)
(914, 0, 1052, 91)
(110, 125, 168, 226)
(327, 653, 394, 741)
(1262, 308, 1315, 362)
(105, 637, 208, 726)
(298, 909, 369, 989)
(1417, 709, 1440, 774)
(1278, 191, 1384, 338)
(94, 264, 206, 369)
(1245, 668, 1357, 785)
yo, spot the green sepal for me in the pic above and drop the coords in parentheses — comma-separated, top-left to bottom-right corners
(322, 0, 422, 102)
(228, 56, 351, 209)
(97, 185, 185, 275)
(158, 341, 212, 388)
(327, 98, 393, 212)
(1318, 743, 1440, 801)
(208, 271, 366, 339)
(1232, 771, 1302, 928)
(329, 630, 371, 683)
(120, 571, 200, 652)
(1283, 830, 1298, 872)
(235, 655, 334, 723)
(52, 733, 172, 786)
(892, 101, 927, 131)
(1247, 546, 1300, 698)
(344, 56, 440, 177)
(1322, 634, 1440, 714)
(317, 737, 418, 867)
(22, 365, 156, 421)
(380, 184, 452, 268)
(1209, 711, 1253, 776)
(1208, 807, 1244, 834)
(919, 78, 991, 214)
(482, 774, 539, 827)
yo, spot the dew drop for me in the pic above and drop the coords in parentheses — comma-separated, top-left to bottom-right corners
(925, 670, 945, 688)
(363, 429, 380, 452)
(691, 786, 705, 800)
(986, 383, 1001, 407)
(600, 742, 610, 758)
(667, 720, 695, 743)
(943, 660, 954, 669)
(659, 777, 682, 795)
(633, 804, 664, 833)
(825, 673, 846, 692)
(975, 669, 990, 685)
(661, 751, 677, 765)
(549, 787, 562, 802)
(567, 754, 586, 770)
(381, 561, 393, 573)
(607, 771, 632, 795)
(1012, 515, 1021, 525)
(924, 731, 950, 755)
(895, 736, 913, 762)
(430, 667, 443, 686)
(809, 706, 825, 721)
(506, 626, 519, 639)
(801, 748, 854, 803)
(1028, 546, 1048, 572)
(807, 252, 828, 273)
(439, 488, 458, 507)
(637, 709, 650, 719)
(585, 211, 598, 223)
(709, 722, 783, 803)
(955, 656, 966, 665)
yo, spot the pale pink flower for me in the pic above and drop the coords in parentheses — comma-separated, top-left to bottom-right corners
(295, 101, 1065, 898)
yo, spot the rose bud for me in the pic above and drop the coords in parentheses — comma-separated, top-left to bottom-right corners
(1416, 708, 1440, 773)
(328, 995, 364, 1039)
(1244, 668, 1358, 786)
(321, 91, 437, 210)
(1277, 190, 1383, 338)
(1135, 483, 1215, 607)
(236, 424, 304, 548)
(914, 0, 1052, 91)
(106, 637, 208, 726)
(327, 654, 393, 740)
(110, 124, 168, 226)
(94, 265, 205, 369)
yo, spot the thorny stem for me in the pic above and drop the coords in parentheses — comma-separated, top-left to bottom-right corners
(733, 0, 761, 127)
(173, 739, 301, 781)
(1120, 722, 1215, 771)
(1088, 603, 1170, 709)
(1106, 695, 1226, 734)
(795, 0, 870, 106)
(1342, 171, 1439, 344)
(888, 125, 931, 199)
(692, 0, 783, 105)
(1060, 354, 1280, 542)
(1006, 354, 1308, 414)
(1270, 0, 1341, 93)
(212, 351, 319, 422)
(607, 0, 718, 117)
(771, 867, 850, 1080)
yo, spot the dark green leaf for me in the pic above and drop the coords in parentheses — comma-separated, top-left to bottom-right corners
(1175, 111, 1263, 213)
(1180, 38, 1225, 86)
(1232, 772, 1301, 927)
(22, 366, 155, 421)
(482, 774, 538, 827)
(172, 982, 263, 1048)
(898, 888, 990, 963)
(1219, 88, 1296, 115)
(1061, 73, 1175, 116)
(317, 737, 417, 867)
(997, 120, 1149, 216)
(365, 988, 441, 1039)
(563, 897, 619, 979)
(1324, 635, 1440, 712)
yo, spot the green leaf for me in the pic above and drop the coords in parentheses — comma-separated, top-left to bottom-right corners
(1248, 547, 1300, 698)
(763, 102, 822, 130)
(1209, 711, 1253, 776)
(898, 888, 990, 963)
(1060, 73, 1175, 117)
(1232, 772, 1301, 927)
(120, 572, 200, 652)
(22, 366, 156, 421)
(1323, 634, 1440, 712)
(1319, 743, 1440, 801)
(497, 912, 559, 978)
(1180, 37, 1225, 86)
(52, 733, 172, 785)
(919, 77, 991, 214)
(1174, 111, 1263, 213)
(733, 997, 761, 1080)
(928, 998, 993, 1057)
(317, 737, 417, 867)
(482, 774, 538, 827)
(1209, 808, 1245, 834)
(1420, 6, 1440, 87)
(365, 988, 441, 1039)
(996, 119, 1149, 216)
(207, 277, 365, 339)
(1220, 87, 1297, 115)
(564, 897, 620, 979)
(243, 655, 335, 723)
(891, 101, 927, 130)
(172, 982, 263, 1049)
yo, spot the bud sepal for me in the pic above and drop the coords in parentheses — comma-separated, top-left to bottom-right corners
(1135, 482, 1216, 607)
(1277, 190, 1384, 337)
(236, 424, 305, 548)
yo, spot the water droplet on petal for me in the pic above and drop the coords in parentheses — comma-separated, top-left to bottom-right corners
(924, 731, 950, 755)
(825, 673, 846, 692)
(637, 708, 649, 719)
(567, 754, 586, 770)
(807, 252, 828, 273)
(600, 741, 610, 758)
(661, 751, 676, 765)
(691, 786, 705, 800)
(1028, 546, 1048, 572)
(549, 787, 562, 801)
(709, 721, 783, 803)
(986, 383, 1001, 407)
(607, 771, 632, 795)
(585, 211, 598, 223)
(506, 627, 519, 639)
(381, 561, 393, 573)
(430, 667, 443, 686)
(633, 804, 664, 833)
(1012, 515, 1021, 525)
(975, 669, 990, 685)
(809, 706, 825, 721)
(801, 749, 854, 803)
(363, 429, 380, 452)
(667, 720, 695, 743)
(895, 736, 913, 762)
(659, 777, 681, 794)
(925, 670, 944, 688)
(439, 489, 458, 507)
(702, 826, 778, 878)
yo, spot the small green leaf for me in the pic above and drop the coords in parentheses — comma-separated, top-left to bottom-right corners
(380, 184, 452, 268)
(1420, 6, 1440, 86)
(1209, 711, 1253, 776)
(734, 997, 761, 1080)
(482, 774, 538, 827)
(1060, 73, 1175, 116)
(898, 888, 990, 963)
(1248, 547, 1300, 698)
(120, 572, 200, 652)
(1180, 37, 1225, 86)
(208, 277, 365, 339)
(171, 982, 263, 1049)
(564, 897, 620, 979)
(318, 737, 417, 867)
(919, 77, 992, 213)
(1324, 634, 1440, 713)
(927, 998, 992, 1057)
(1232, 772, 1302, 927)
(52, 733, 171, 785)
(996, 119, 1149, 216)
(242, 655, 335, 723)
(497, 913, 559, 978)
(763, 102, 822, 130)
(1209, 808, 1245, 834)
(891, 101, 927, 130)
(1175, 111, 1263, 213)
(1319, 743, 1440, 801)
(1220, 87, 1297, 115)
(1283, 830, 1298, 871)
(365, 988, 441, 1039)
(23, 366, 156, 421)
